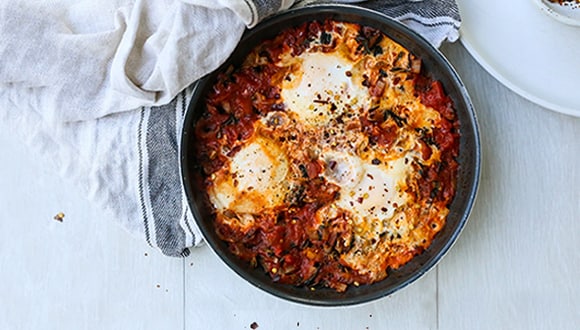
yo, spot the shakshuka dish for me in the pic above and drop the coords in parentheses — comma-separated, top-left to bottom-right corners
(191, 19, 460, 292)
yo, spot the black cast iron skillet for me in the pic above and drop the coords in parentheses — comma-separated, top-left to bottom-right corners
(181, 4, 481, 306)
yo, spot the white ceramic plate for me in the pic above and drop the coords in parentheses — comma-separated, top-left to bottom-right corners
(456, 0, 580, 117)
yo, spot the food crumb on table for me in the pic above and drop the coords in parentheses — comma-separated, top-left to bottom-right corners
(53, 212, 65, 222)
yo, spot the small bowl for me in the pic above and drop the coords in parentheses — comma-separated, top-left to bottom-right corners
(181, 4, 481, 306)
(532, 0, 580, 26)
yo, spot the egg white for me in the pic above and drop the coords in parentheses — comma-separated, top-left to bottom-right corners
(281, 52, 368, 126)
(209, 136, 289, 214)
(323, 151, 409, 225)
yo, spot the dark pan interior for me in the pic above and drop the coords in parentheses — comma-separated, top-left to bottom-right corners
(181, 5, 481, 306)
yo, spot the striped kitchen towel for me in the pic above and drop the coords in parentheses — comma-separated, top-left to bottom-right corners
(0, 0, 460, 257)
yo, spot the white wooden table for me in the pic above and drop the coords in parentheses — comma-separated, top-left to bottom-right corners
(0, 42, 578, 330)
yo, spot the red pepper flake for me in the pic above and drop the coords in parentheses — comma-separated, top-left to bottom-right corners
(250, 322, 259, 329)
